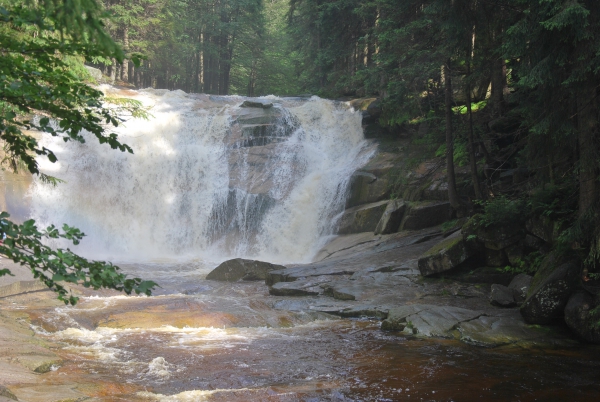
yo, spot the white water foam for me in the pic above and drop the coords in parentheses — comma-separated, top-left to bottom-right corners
(30, 88, 374, 264)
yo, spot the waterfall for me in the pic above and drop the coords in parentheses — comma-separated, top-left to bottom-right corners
(30, 88, 374, 264)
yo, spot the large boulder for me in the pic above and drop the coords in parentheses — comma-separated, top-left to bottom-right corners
(374, 199, 406, 235)
(564, 291, 600, 343)
(206, 258, 286, 282)
(489, 274, 533, 307)
(520, 254, 580, 324)
(84, 65, 103, 82)
(490, 284, 518, 307)
(508, 273, 533, 303)
(400, 201, 453, 231)
(337, 200, 388, 234)
(418, 231, 470, 276)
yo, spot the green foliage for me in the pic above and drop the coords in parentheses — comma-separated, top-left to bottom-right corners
(435, 140, 469, 167)
(527, 185, 576, 219)
(0, 212, 157, 305)
(0, 0, 157, 302)
(476, 196, 525, 227)
(441, 219, 458, 232)
(497, 251, 544, 275)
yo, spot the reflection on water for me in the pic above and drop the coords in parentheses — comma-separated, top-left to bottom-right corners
(24, 262, 600, 401)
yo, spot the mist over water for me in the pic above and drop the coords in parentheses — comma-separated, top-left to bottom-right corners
(30, 88, 374, 264)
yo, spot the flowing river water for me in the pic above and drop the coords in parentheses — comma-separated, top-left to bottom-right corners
(4, 89, 600, 401)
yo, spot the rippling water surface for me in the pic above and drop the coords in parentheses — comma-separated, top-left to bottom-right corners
(21, 261, 599, 401)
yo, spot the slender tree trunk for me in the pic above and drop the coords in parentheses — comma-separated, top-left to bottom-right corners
(444, 62, 461, 210)
(490, 57, 506, 117)
(110, 58, 116, 84)
(466, 42, 483, 200)
(577, 79, 599, 217)
(121, 27, 129, 82)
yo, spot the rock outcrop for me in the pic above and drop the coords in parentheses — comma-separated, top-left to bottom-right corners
(400, 201, 452, 231)
(337, 200, 389, 234)
(374, 199, 406, 235)
(418, 231, 470, 276)
(206, 259, 287, 282)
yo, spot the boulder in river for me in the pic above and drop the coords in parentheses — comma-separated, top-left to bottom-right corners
(564, 291, 600, 344)
(418, 231, 470, 276)
(520, 253, 580, 324)
(206, 258, 287, 282)
(240, 100, 273, 109)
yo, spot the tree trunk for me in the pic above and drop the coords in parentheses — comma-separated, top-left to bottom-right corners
(121, 27, 129, 82)
(110, 58, 116, 84)
(490, 57, 505, 117)
(577, 78, 599, 217)
(466, 50, 483, 200)
(444, 62, 461, 210)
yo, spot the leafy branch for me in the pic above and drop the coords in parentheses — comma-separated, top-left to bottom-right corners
(0, 212, 157, 305)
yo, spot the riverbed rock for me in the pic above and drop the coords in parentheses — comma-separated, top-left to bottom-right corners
(381, 304, 484, 337)
(269, 281, 320, 296)
(337, 200, 389, 234)
(206, 259, 287, 282)
(490, 284, 517, 307)
(564, 291, 600, 344)
(520, 254, 580, 324)
(400, 201, 453, 231)
(0, 385, 18, 401)
(458, 312, 559, 347)
(374, 199, 406, 235)
(508, 273, 533, 303)
(240, 100, 273, 109)
(418, 231, 470, 276)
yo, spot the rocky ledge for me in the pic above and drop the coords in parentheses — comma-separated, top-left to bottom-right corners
(206, 227, 578, 348)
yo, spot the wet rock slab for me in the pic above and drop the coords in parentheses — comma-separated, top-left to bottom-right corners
(382, 304, 484, 337)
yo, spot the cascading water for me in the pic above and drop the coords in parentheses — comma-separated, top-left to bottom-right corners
(30, 88, 374, 264)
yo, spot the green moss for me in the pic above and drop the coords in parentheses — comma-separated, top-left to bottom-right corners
(423, 234, 463, 257)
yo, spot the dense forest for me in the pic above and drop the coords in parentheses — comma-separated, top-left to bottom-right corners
(1, 0, 599, 301)
(99, 0, 599, 277)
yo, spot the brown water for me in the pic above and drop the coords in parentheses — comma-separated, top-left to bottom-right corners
(20, 262, 600, 401)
